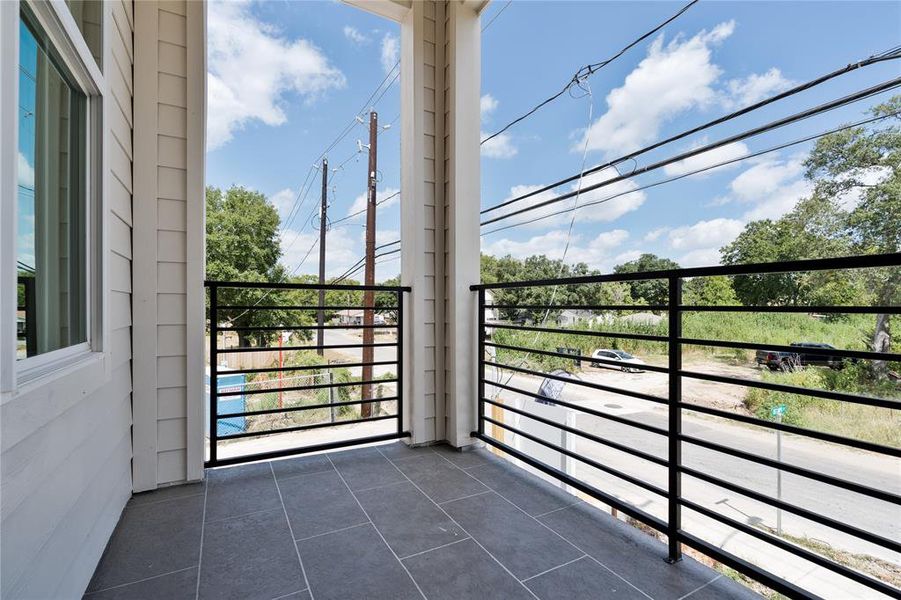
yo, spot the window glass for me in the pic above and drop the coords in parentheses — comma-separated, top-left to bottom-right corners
(17, 14, 88, 360)
(64, 0, 102, 68)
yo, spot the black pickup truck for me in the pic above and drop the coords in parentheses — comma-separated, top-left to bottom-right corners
(755, 342, 849, 371)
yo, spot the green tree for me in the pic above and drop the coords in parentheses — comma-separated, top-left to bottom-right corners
(206, 185, 300, 346)
(683, 275, 738, 306)
(612, 254, 680, 306)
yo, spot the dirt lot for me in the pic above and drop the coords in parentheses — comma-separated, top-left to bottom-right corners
(579, 357, 760, 414)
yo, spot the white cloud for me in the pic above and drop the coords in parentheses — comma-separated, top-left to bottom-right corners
(729, 155, 812, 220)
(343, 26, 369, 45)
(347, 187, 400, 220)
(483, 229, 631, 271)
(480, 94, 499, 122)
(207, 0, 345, 151)
(662, 139, 749, 178)
(376, 229, 399, 246)
(668, 218, 744, 251)
(644, 227, 669, 242)
(576, 21, 735, 156)
(380, 33, 399, 74)
(480, 131, 518, 159)
(678, 247, 723, 268)
(724, 68, 794, 108)
(268, 188, 296, 221)
(280, 226, 360, 279)
(17, 152, 34, 189)
(488, 167, 646, 228)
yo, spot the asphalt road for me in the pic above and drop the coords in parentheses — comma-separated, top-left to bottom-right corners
(485, 366, 901, 567)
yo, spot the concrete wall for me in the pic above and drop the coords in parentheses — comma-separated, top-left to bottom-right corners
(133, 0, 205, 491)
(0, 1, 134, 597)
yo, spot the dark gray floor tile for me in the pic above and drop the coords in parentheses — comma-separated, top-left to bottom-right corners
(205, 462, 281, 522)
(686, 575, 762, 599)
(433, 443, 494, 469)
(278, 470, 368, 540)
(198, 508, 305, 600)
(297, 524, 421, 600)
(468, 459, 574, 516)
(84, 567, 197, 599)
(272, 591, 312, 600)
(271, 454, 333, 480)
(356, 481, 465, 557)
(442, 491, 581, 580)
(377, 441, 436, 460)
(392, 453, 488, 504)
(539, 504, 718, 599)
(328, 446, 406, 491)
(403, 539, 533, 600)
(524, 557, 646, 600)
(87, 495, 203, 591)
(128, 482, 205, 507)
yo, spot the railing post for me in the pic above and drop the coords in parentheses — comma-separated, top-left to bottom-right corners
(667, 275, 682, 563)
(477, 289, 486, 436)
(209, 284, 218, 467)
(396, 290, 404, 436)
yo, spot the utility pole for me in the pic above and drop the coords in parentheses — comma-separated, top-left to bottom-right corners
(317, 158, 328, 356)
(361, 111, 378, 418)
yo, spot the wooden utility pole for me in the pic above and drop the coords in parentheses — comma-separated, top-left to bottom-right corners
(317, 158, 328, 355)
(361, 111, 378, 417)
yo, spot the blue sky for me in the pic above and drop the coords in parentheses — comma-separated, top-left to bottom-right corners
(205, 0, 901, 280)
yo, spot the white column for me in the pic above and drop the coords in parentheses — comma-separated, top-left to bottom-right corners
(444, 1, 481, 447)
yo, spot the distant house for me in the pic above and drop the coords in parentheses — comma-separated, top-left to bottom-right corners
(337, 309, 386, 326)
(619, 312, 664, 326)
(556, 309, 595, 327)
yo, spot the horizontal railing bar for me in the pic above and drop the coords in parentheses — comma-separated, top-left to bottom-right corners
(680, 337, 901, 362)
(680, 466, 901, 554)
(680, 369, 900, 410)
(485, 304, 669, 311)
(216, 342, 397, 354)
(472, 431, 668, 533)
(488, 360, 668, 405)
(205, 431, 410, 469)
(480, 411, 667, 495)
(218, 324, 397, 332)
(218, 305, 399, 311)
(677, 531, 814, 600)
(488, 380, 668, 436)
(469, 253, 901, 290)
(681, 498, 898, 597)
(219, 378, 397, 398)
(681, 304, 901, 314)
(483, 398, 669, 466)
(214, 360, 397, 376)
(680, 433, 901, 505)
(486, 342, 670, 375)
(219, 396, 398, 418)
(207, 280, 411, 292)
(680, 401, 901, 457)
(488, 322, 668, 342)
(218, 414, 397, 440)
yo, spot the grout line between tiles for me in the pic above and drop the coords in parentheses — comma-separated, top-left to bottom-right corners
(194, 475, 209, 600)
(353, 479, 410, 494)
(533, 501, 580, 518)
(294, 521, 370, 543)
(520, 554, 588, 583)
(437, 489, 492, 505)
(679, 573, 723, 599)
(326, 453, 429, 600)
(269, 589, 309, 600)
(203, 505, 284, 525)
(87, 566, 197, 596)
(377, 447, 542, 600)
(271, 462, 315, 600)
(398, 536, 472, 561)
(272, 467, 338, 483)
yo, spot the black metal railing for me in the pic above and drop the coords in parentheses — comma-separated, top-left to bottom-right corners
(205, 280, 410, 468)
(471, 253, 901, 599)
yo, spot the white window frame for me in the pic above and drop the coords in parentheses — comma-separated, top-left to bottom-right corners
(1, 0, 107, 391)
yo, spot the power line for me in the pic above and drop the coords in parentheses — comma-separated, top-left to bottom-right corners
(481, 0, 512, 33)
(480, 0, 698, 147)
(480, 75, 901, 227)
(480, 110, 900, 237)
(330, 191, 401, 227)
(482, 45, 901, 217)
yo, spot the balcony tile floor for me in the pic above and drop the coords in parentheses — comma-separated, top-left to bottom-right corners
(84, 442, 759, 600)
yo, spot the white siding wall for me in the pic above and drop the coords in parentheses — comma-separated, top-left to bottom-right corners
(134, 0, 204, 490)
(0, 1, 135, 597)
